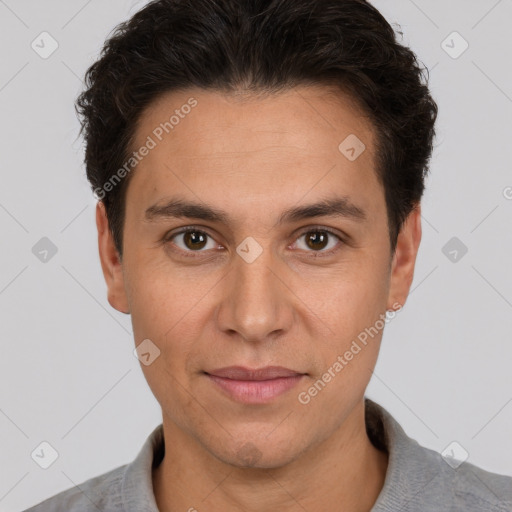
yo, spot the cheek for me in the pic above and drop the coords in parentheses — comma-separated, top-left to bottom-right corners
(306, 259, 390, 387)
(127, 265, 213, 375)
(130, 272, 207, 418)
(302, 257, 388, 332)
(297, 289, 386, 423)
(124, 253, 206, 337)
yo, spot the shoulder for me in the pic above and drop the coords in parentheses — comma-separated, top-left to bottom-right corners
(365, 399, 512, 512)
(22, 464, 127, 512)
(23, 423, 164, 511)
(416, 441, 512, 511)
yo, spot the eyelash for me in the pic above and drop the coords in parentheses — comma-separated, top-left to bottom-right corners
(162, 225, 345, 259)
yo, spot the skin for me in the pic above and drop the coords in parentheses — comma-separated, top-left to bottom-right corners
(96, 85, 422, 512)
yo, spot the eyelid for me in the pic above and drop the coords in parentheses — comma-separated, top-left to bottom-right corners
(163, 225, 217, 242)
(294, 224, 345, 241)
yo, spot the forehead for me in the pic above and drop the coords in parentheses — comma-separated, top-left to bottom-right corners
(126, 85, 382, 227)
(134, 85, 375, 156)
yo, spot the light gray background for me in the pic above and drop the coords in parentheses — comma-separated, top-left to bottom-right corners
(1, 0, 511, 510)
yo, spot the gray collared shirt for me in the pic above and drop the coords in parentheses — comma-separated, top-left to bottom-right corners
(24, 399, 512, 511)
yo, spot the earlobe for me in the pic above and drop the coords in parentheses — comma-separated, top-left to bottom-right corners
(386, 204, 422, 311)
(95, 201, 130, 314)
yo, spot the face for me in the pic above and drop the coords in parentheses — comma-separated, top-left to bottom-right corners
(97, 85, 421, 468)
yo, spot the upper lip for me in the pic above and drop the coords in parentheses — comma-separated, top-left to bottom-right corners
(205, 366, 304, 381)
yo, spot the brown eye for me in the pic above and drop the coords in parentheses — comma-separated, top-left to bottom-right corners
(167, 229, 217, 252)
(305, 231, 329, 250)
(183, 231, 208, 250)
(294, 229, 342, 253)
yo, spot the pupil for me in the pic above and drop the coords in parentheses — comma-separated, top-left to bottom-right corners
(185, 231, 207, 250)
(307, 231, 328, 250)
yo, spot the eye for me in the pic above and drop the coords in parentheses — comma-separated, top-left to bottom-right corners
(165, 228, 219, 253)
(292, 228, 343, 254)
(163, 225, 344, 258)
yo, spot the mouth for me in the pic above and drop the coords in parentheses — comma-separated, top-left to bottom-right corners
(203, 366, 306, 404)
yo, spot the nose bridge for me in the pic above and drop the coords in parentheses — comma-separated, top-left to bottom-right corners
(216, 242, 293, 341)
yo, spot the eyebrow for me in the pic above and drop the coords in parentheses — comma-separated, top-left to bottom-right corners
(144, 196, 367, 226)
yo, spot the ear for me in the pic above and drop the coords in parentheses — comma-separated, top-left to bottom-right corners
(96, 201, 130, 314)
(386, 203, 422, 311)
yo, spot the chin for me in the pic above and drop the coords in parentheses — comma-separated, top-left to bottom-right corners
(211, 439, 304, 470)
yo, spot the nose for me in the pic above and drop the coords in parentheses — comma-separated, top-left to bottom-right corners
(215, 244, 295, 344)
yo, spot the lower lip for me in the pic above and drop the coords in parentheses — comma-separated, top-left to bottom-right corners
(206, 374, 305, 404)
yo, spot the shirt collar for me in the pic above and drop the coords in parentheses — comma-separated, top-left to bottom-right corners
(365, 398, 441, 512)
(121, 423, 164, 511)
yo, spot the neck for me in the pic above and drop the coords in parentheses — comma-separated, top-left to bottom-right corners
(153, 399, 388, 512)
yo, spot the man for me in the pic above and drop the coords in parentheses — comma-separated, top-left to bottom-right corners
(25, 0, 512, 510)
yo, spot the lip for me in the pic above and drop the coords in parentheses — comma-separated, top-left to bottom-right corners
(206, 365, 303, 380)
(204, 366, 306, 404)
